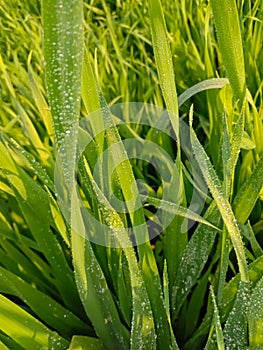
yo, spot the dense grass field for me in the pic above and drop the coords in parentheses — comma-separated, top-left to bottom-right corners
(0, 0, 263, 349)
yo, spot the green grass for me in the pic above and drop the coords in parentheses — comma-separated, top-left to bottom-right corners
(0, 0, 263, 349)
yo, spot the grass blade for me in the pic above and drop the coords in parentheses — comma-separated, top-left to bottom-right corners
(148, 0, 179, 136)
(210, 0, 246, 104)
(189, 105, 249, 282)
(247, 277, 263, 347)
(0, 294, 68, 350)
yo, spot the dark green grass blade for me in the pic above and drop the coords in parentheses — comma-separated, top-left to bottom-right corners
(172, 202, 220, 318)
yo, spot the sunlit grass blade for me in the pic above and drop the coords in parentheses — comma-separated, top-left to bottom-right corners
(68, 335, 104, 350)
(0, 267, 89, 337)
(189, 105, 249, 282)
(0, 294, 69, 350)
(148, 0, 179, 136)
(210, 0, 246, 104)
(178, 78, 229, 107)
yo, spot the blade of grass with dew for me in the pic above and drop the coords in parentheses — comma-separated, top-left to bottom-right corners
(149, 0, 188, 303)
(81, 156, 157, 349)
(96, 92, 174, 347)
(141, 194, 221, 231)
(42, 0, 83, 148)
(0, 267, 89, 337)
(220, 255, 263, 322)
(189, 105, 249, 282)
(172, 201, 221, 318)
(178, 78, 230, 107)
(148, 0, 179, 134)
(209, 285, 225, 350)
(68, 335, 104, 350)
(247, 277, 263, 347)
(81, 60, 171, 347)
(0, 294, 69, 350)
(232, 154, 263, 223)
(223, 281, 250, 349)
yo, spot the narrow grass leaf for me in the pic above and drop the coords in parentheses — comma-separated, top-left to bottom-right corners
(223, 281, 250, 350)
(178, 78, 229, 107)
(189, 106, 249, 282)
(210, 286, 225, 350)
(173, 202, 220, 317)
(148, 0, 179, 136)
(142, 194, 221, 231)
(210, 0, 246, 104)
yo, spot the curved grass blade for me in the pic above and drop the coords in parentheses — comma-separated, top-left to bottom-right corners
(178, 78, 229, 107)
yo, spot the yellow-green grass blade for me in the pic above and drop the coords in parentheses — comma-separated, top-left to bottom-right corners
(148, 0, 179, 138)
(0, 142, 82, 315)
(189, 106, 249, 282)
(27, 53, 54, 141)
(0, 294, 69, 350)
(0, 267, 90, 338)
(68, 335, 104, 350)
(210, 0, 246, 105)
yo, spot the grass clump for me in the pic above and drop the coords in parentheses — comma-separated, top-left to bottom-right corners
(0, 0, 263, 349)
